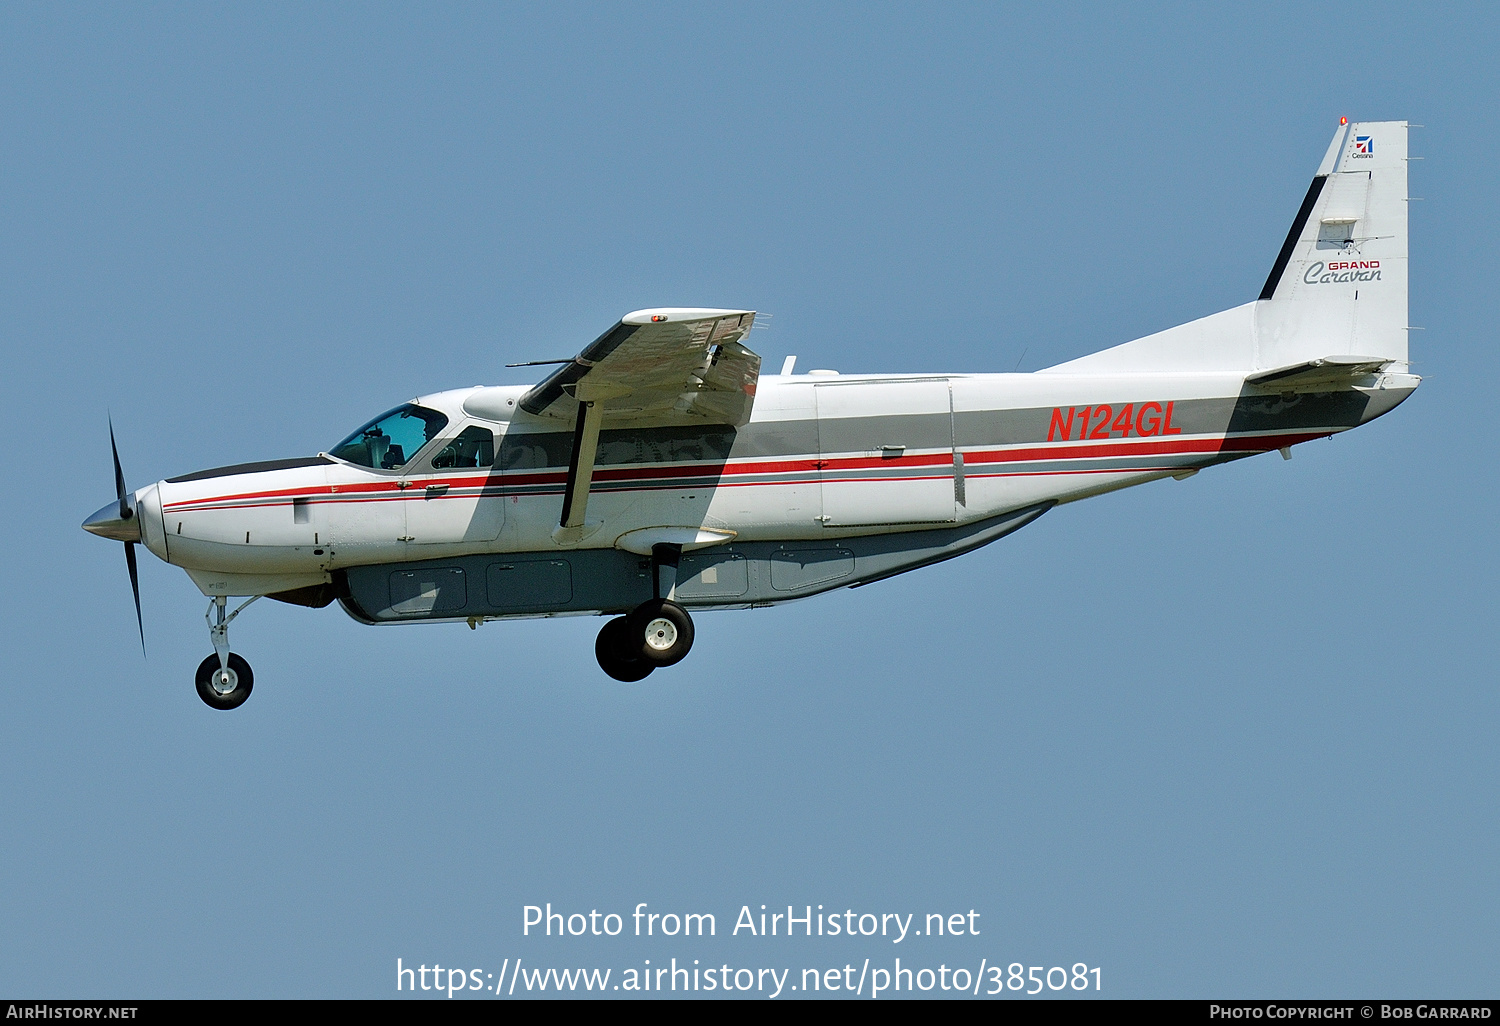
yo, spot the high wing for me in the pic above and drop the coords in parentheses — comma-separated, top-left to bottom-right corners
(517, 308, 760, 540)
(520, 308, 759, 427)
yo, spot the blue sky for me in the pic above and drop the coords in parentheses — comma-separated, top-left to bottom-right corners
(2, 3, 1496, 998)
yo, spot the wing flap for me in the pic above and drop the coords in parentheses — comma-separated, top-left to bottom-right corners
(520, 308, 760, 427)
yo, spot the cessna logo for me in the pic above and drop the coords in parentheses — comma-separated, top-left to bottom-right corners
(1304, 259, 1382, 285)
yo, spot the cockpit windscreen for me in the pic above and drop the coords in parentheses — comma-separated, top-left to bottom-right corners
(329, 404, 449, 470)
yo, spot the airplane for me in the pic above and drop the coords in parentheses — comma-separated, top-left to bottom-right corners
(84, 119, 1417, 709)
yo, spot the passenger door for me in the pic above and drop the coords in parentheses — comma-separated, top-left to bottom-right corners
(815, 379, 956, 526)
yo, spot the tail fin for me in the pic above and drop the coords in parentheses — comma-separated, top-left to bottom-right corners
(1042, 120, 1409, 375)
(1255, 120, 1408, 370)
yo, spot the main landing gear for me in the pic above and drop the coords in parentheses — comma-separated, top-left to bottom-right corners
(196, 595, 259, 710)
(595, 543, 696, 682)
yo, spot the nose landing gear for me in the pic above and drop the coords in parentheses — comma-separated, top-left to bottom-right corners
(195, 652, 254, 709)
(197, 596, 260, 710)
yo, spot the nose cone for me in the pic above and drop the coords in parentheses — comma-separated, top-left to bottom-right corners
(83, 500, 142, 543)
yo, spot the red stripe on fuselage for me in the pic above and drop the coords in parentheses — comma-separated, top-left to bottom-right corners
(160, 430, 1328, 511)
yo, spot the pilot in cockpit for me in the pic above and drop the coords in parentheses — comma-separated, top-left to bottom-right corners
(329, 403, 450, 471)
(362, 427, 392, 469)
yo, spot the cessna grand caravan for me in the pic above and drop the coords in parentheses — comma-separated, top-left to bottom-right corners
(85, 120, 1417, 709)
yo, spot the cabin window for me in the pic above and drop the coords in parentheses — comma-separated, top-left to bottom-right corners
(430, 425, 496, 470)
(329, 404, 449, 470)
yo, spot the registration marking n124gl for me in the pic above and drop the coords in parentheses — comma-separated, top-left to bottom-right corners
(1047, 402, 1182, 442)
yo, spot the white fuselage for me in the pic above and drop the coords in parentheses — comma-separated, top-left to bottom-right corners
(131, 368, 1415, 603)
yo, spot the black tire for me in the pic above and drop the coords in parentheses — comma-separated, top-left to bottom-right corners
(595, 617, 654, 682)
(626, 599, 695, 667)
(195, 653, 254, 710)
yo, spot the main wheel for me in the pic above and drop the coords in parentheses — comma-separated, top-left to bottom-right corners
(626, 599, 695, 667)
(195, 653, 254, 710)
(595, 617, 654, 682)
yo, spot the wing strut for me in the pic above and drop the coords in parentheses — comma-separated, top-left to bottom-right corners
(558, 399, 605, 532)
(520, 307, 759, 543)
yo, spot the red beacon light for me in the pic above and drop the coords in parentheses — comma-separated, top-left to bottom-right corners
(651, 314, 668, 322)
(1340, 117, 1348, 125)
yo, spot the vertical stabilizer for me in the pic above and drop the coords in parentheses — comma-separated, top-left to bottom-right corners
(1255, 120, 1409, 370)
(1041, 120, 1410, 376)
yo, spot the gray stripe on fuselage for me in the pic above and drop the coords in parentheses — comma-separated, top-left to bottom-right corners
(494, 391, 1374, 470)
(955, 392, 1371, 448)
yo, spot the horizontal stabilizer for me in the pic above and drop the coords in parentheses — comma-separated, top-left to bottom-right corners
(1244, 356, 1391, 389)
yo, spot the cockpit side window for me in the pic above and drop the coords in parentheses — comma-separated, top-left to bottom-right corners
(329, 404, 449, 470)
(429, 425, 496, 471)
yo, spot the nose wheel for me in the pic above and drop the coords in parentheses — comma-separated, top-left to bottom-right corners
(198, 595, 261, 710)
(195, 653, 254, 710)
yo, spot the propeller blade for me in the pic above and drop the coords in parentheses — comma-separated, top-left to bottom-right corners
(109, 417, 129, 520)
(124, 542, 145, 656)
